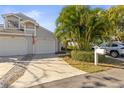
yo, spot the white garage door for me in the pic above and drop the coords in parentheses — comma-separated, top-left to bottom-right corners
(0, 36, 27, 56)
(35, 38, 55, 54)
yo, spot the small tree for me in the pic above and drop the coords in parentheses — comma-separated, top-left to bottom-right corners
(54, 5, 115, 51)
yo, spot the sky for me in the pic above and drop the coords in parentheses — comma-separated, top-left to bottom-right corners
(0, 5, 112, 32)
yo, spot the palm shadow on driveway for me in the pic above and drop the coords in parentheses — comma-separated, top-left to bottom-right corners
(0, 54, 33, 87)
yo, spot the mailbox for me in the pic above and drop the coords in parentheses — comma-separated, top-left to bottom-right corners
(95, 48, 106, 55)
(94, 48, 106, 65)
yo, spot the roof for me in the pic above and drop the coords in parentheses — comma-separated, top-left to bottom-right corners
(2, 13, 36, 23)
(15, 13, 36, 22)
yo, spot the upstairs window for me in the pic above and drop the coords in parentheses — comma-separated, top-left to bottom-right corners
(8, 20, 19, 28)
(6, 15, 19, 28)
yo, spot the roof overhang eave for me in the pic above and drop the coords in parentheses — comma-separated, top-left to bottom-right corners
(21, 20, 39, 26)
(2, 13, 21, 19)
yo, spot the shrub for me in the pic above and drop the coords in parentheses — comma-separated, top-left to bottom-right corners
(71, 50, 112, 63)
(99, 55, 106, 62)
(67, 46, 78, 50)
(71, 50, 94, 62)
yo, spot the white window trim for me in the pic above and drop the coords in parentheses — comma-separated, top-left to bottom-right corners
(4, 15, 21, 29)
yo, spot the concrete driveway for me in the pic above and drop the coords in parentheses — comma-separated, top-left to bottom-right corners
(0, 54, 86, 88)
(0, 55, 25, 79)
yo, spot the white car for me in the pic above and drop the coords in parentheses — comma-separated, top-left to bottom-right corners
(98, 41, 124, 58)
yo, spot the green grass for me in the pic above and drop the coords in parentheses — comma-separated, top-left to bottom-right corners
(64, 56, 108, 73)
(63, 55, 124, 73)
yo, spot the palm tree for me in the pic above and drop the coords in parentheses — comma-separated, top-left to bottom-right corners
(55, 5, 91, 49)
(54, 5, 113, 51)
(106, 5, 124, 41)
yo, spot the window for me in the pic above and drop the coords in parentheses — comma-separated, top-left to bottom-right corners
(111, 44, 118, 47)
(8, 20, 19, 28)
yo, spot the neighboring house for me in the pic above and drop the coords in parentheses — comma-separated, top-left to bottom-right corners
(0, 13, 61, 56)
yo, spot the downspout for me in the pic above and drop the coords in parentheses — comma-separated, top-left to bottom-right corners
(32, 26, 37, 54)
(18, 18, 21, 29)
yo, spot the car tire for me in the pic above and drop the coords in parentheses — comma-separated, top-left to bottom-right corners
(110, 51, 119, 58)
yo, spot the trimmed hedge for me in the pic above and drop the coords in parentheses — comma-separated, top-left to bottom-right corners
(71, 50, 109, 63)
(99, 55, 106, 62)
(71, 50, 94, 62)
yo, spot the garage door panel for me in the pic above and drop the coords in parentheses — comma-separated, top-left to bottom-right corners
(0, 36, 27, 56)
(35, 38, 55, 54)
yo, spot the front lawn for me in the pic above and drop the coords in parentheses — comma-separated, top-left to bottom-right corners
(63, 55, 124, 73)
(61, 50, 124, 73)
(63, 56, 108, 73)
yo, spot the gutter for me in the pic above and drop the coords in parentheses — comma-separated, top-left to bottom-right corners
(0, 32, 32, 37)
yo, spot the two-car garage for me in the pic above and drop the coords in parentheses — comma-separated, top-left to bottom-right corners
(0, 33, 57, 56)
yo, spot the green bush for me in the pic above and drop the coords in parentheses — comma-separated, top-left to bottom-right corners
(71, 50, 94, 62)
(71, 50, 111, 63)
(67, 46, 78, 50)
(99, 55, 106, 62)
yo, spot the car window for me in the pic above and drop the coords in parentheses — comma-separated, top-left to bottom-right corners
(111, 44, 118, 47)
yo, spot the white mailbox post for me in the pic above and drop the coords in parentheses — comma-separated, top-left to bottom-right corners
(94, 48, 106, 66)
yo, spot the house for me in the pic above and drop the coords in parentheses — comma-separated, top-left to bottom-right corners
(0, 13, 60, 56)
